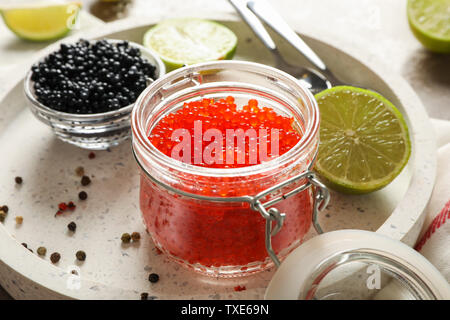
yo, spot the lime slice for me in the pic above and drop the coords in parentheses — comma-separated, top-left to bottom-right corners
(407, 0, 450, 53)
(314, 86, 411, 194)
(143, 18, 237, 71)
(0, 2, 81, 41)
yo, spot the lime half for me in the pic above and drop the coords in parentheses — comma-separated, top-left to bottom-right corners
(407, 0, 450, 53)
(314, 86, 411, 194)
(0, 2, 81, 41)
(143, 18, 237, 71)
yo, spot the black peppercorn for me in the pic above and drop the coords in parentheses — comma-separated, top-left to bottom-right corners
(78, 191, 88, 200)
(148, 273, 159, 283)
(81, 176, 91, 186)
(68, 221, 77, 232)
(131, 232, 141, 242)
(76, 250, 86, 261)
(15, 176, 23, 184)
(140, 292, 149, 300)
(50, 252, 61, 264)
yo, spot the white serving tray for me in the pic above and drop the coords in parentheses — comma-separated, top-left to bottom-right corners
(0, 17, 436, 300)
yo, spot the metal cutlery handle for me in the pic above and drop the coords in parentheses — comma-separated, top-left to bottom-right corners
(228, 0, 276, 51)
(247, 0, 327, 72)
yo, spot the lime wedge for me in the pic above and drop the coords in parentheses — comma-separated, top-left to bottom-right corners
(143, 18, 237, 71)
(0, 2, 81, 41)
(407, 0, 450, 53)
(314, 86, 411, 194)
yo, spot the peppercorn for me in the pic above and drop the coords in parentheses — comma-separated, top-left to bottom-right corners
(78, 191, 88, 200)
(76, 250, 86, 261)
(68, 221, 77, 232)
(88, 152, 96, 159)
(50, 252, 61, 264)
(15, 216, 23, 224)
(121, 233, 131, 243)
(140, 292, 149, 300)
(148, 273, 159, 283)
(131, 232, 141, 242)
(67, 201, 76, 210)
(1, 205, 8, 213)
(15, 176, 23, 184)
(81, 176, 91, 186)
(75, 166, 85, 177)
(58, 202, 68, 211)
(0, 211, 6, 223)
(21, 243, 27, 248)
(28, 249, 33, 253)
(37, 247, 47, 256)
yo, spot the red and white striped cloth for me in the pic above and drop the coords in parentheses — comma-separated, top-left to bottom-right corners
(414, 119, 450, 282)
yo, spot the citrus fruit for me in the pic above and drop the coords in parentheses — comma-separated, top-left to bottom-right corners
(0, 2, 82, 41)
(143, 18, 237, 71)
(407, 0, 450, 53)
(314, 86, 411, 194)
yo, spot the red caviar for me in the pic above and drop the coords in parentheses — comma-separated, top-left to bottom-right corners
(140, 96, 312, 273)
(148, 96, 301, 168)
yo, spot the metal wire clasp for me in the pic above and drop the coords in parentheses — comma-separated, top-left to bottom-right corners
(249, 170, 330, 267)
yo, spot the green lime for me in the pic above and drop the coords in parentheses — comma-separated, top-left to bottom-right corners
(407, 0, 450, 53)
(314, 86, 411, 194)
(143, 18, 237, 71)
(0, 2, 81, 42)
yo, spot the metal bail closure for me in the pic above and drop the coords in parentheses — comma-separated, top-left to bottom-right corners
(251, 171, 330, 267)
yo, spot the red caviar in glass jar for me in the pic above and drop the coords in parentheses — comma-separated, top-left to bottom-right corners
(148, 96, 301, 167)
(140, 96, 313, 272)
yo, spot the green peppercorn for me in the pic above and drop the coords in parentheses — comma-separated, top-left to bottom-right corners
(50, 252, 61, 264)
(76, 250, 86, 261)
(131, 232, 141, 242)
(75, 166, 85, 177)
(37, 247, 47, 256)
(121, 233, 131, 243)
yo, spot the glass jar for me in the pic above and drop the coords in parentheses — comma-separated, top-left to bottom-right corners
(265, 230, 450, 300)
(131, 60, 327, 277)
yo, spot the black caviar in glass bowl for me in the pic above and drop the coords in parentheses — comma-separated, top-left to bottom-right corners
(24, 39, 165, 150)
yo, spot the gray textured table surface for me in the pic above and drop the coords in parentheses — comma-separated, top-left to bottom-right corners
(0, 0, 448, 300)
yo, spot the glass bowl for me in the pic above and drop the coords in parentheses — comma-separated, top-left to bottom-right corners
(24, 39, 166, 150)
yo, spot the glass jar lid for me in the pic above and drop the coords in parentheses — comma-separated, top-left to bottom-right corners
(265, 230, 450, 300)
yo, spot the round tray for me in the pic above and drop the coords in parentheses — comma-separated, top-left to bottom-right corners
(0, 18, 436, 300)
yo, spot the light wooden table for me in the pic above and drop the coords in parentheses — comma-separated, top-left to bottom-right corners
(0, 0, 448, 300)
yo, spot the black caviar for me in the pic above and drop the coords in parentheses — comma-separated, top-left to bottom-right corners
(30, 39, 156, 114)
